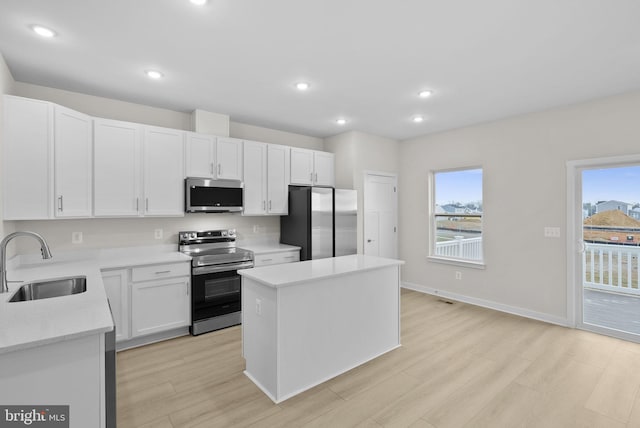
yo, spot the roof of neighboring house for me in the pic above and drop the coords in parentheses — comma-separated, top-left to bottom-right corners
(596, 200, 631, 206)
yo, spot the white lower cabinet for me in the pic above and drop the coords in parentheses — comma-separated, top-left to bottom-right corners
(131, 277, 190, 337)
(101, 261, 190, 345)
(101, 269, 130, 342)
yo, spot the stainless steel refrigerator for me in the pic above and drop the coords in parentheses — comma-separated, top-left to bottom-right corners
(280, 186, 357, 261)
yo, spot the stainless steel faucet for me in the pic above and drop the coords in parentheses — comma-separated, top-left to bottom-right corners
(0, 231, 53, 293)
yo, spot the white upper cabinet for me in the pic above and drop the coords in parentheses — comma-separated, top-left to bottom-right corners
(290, 148, 335, 187)
(313, 150, 335, 187)
(290, 148, 314, 185)
(185, 132, 216, 178)
(216, 137, 243, 180)
(54, 105, 93, 218)
(243, 141, 290, 216)
(143, 126, 185, 216)
(242, 140, 267, 215)
(3, 95, 53, 220)
(93, 118, 143, 217)
(266, 144, 290, 214)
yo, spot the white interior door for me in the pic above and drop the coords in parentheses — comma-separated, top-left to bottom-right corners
(364, 172, 398, 258)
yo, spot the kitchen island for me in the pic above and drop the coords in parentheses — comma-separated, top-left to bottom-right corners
(238, 254, 404, 403)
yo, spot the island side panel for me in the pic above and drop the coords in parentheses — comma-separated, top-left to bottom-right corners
(242, 277, 278, 401)
(276, 265, 400, 401)
(0, 334, 104, 428)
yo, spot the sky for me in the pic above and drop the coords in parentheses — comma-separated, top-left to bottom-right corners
(582, 165, 640, 204)
(435, 168, 482, 205)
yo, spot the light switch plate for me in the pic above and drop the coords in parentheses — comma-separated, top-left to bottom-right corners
(544, 227, 561, 238)
(72, 232, 83, 244)
(154, 229, 163, 240)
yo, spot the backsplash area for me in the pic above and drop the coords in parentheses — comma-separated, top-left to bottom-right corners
(6, 215, 280, 256)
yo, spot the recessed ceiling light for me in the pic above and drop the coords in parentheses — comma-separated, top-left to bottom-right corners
(336, 118, 348, 125)
(295, 82, 310, 91)
(32, 25, 56, 38)
(190, 0, 207, 5)
(145, 70, 164, 79)
(418, 90, 433, 98)
(412, 115, 425, 123)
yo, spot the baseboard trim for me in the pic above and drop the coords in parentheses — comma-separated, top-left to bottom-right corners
(401, 281, 570, 327)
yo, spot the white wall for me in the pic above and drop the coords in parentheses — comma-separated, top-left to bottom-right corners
(325, 131, 399, 254)
(230, 122, 323, 150)
(0, 53, 16, 240)
(14, 82, 193, 131)
(399, 90, 640, 324)
(7, 83, 321, 255)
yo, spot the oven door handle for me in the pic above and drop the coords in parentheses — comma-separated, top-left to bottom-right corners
(192, 262, 254, 275)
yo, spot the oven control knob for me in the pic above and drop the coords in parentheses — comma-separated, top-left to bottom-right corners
(190, 233, 197, 240)
(222, 231, 227, 237)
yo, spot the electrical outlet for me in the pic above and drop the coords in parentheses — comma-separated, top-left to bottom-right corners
(256, 298, 262, 315)
(253, 224, 259, 233)
(72, 232, 83, 244)
(455, 271, 462, 280)
(154, 229, 163, 240)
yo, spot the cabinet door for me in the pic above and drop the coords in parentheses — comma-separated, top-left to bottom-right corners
(94, 118, 142, 216)
(102, 269, 130, 342)
(131, 277, 191, 337)
(313, 151, 335, 187)
(216, 137, 243, 180)
(143, 126, 185, 216)
(290, 148, 314, 185)
(243, 140, 267, 215)
(267, 144, 290, 214)
(54, 106, 93, 218)
(3, 95, 53, 219)
(185, 132, 215, 178)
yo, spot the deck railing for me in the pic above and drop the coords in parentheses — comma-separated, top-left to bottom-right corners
(434, 239, 640, 295)
(434, 236, 483, 261)
(583, 242, 640, 295)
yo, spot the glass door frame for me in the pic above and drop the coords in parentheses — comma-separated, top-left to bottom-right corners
(567, 154, 640, 343)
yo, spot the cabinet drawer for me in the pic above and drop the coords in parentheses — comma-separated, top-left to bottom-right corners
(131, 262, 190, 282)
(254, 251, 300, 267)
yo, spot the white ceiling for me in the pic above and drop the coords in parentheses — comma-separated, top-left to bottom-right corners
(1, 0, 640, 141)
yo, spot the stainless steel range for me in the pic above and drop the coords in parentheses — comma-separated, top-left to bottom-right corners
(179, 229, 253, 335)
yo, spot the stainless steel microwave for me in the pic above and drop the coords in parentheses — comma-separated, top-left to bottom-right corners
(185, 177, 243, 213)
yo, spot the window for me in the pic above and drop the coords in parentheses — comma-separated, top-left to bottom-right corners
(431, 168, 483, 263)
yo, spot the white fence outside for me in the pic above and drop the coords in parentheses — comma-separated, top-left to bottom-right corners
(583, 242, 640, 296)
(434, 236, 483, 261)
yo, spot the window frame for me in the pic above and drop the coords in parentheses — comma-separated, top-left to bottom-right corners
(428, 166, 486, 268)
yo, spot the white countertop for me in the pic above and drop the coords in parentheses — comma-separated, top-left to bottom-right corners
(0, 260, 112, 355)
(238, 254, 404, 288)
(240, 243, 301, 255)
(0, 241, 304, 354)
(0, 245, 192, 355)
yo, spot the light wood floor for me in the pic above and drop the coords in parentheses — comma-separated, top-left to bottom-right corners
(117, 289, 640, 427)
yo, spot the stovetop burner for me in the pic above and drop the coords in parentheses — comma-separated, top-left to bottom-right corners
(178, 229, 253, 267)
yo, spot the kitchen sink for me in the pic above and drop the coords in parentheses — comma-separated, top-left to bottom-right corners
(9, 276, 87, 302)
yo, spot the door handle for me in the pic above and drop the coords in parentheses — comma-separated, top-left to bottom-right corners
(136, 198, 139, 212)
(269, 200, 272, 210)
(146, 198, 149, 212)
(58, 196, 63, 212)
(210, 163, 214, 175)
(218, 164, 222, 176)
(367, 239, 373, 243)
